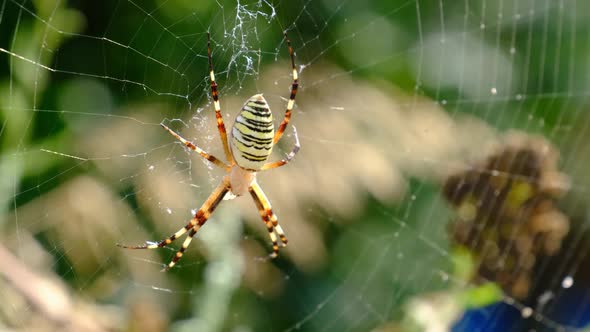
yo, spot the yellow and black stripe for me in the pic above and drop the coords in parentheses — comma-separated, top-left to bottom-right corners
(231, 94, 275, 170)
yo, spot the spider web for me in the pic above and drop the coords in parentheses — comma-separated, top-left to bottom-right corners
(1, 0, 589, 331)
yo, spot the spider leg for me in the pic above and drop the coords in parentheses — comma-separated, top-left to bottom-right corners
(161, 123, 230, 170)
(208, 32, 234, 165)
(117, 223, 191, 249)
(273, 32, 298, 145)
(261, 125, 300, 171)
(249, 181, 288, 258)
(164, 227, 197, 272)
(118, 179, 230, 271)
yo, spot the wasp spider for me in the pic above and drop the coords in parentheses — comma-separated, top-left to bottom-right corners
(119, 33, 300, 271)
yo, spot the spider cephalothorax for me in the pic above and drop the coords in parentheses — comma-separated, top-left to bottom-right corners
(119, 33, 299, 271)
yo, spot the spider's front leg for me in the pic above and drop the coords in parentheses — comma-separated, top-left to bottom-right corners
(248, 181, 288, 258)
(118, 180, 230, 271)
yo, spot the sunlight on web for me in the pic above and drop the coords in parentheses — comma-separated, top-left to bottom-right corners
(1, 0, 589, 331)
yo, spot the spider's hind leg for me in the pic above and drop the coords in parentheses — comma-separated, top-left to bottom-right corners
(207, 32, 234, 164)
(273, 32, 298, 145)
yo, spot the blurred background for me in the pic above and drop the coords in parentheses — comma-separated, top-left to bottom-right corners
(1, 0, 590, 331)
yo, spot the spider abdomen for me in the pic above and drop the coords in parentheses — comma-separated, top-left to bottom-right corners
(231, 94, 275, 170)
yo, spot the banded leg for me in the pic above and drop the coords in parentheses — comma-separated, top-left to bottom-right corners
(273, 33, 299, 145)
(261, 126, 300, 171)
(164, 227, 197, 271)
(249, 181, 288, 258)
(208, 32, 234, 165)
(117, 222, 192, 250)
(118, 179, 230, 271)
(161, 123, 230, 170)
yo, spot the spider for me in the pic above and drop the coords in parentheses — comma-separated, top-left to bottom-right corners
(118, 33, 300, 271)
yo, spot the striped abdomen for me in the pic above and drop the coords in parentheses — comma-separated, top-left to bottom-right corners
(231, 94, 275, 170)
